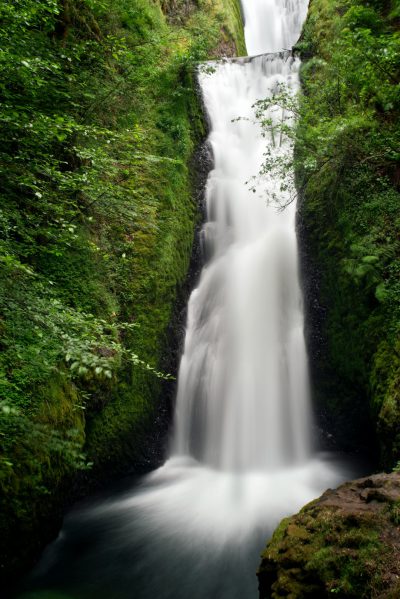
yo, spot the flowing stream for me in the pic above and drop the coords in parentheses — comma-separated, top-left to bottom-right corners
(21, 2, 362, 598)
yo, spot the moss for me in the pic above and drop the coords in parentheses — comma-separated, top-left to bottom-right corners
(0, 0, 245, 584)
(370, 341, 400, 465)
(211, 0, 247, 55)
(259, 474, 400, 598)
(295, 0, 400, 465)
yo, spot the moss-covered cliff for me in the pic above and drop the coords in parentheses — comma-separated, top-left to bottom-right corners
(257, 2, 400, 596)
(294, 0, 400, 464)
(0, 0, 245, 584)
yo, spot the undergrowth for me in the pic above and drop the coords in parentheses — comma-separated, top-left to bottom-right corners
(0, 0, 244, 579)
(293, 0, 400, 464)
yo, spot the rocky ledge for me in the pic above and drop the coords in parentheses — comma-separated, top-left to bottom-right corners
(258, 472, 400, 598)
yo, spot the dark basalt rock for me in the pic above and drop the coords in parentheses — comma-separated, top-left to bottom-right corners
(296, 198, 377, 459)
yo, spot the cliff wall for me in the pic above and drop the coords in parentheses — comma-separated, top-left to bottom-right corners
(0, 0, 245, 584)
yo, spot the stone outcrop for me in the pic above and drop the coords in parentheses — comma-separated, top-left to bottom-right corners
(258, 473, 400, 598)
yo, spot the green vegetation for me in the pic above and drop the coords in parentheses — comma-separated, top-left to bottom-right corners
(254, 3, 400, 596)
(256, 0, 400, 464)
(295, 0, 400, 465)
(261, 508, 388, 597)
(258, 474, 400, 598)
(0, 0, 244, 580)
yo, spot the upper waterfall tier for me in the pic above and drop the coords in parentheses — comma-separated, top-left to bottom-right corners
(242, 0, 309, 55)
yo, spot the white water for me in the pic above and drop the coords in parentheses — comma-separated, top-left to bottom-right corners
(174, 53, 310, 472)
(172, 0, 312, 474)
(125, 0, 351, 553)
(25, 2, 359, 598)
(242, 0, 309, 55)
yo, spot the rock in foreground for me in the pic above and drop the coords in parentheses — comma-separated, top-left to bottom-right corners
(258, 472, 400, 598)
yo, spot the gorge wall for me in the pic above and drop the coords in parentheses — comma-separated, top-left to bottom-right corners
(258, 0, 400, 596)
(295, 0, 400, 466)
(0, 0, 244, 584)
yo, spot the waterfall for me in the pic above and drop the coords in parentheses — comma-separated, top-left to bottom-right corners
(109, 0, 350, 571)
(173, 0, 312, 473)
(242, 0, 309, 55)
(174, 52, 310, 471)
(26, 2, 358, 598)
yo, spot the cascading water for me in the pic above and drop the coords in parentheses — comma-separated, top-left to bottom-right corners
(22, 2, 361, 598)
(243, 0, 308, 55)
(174, 52, 310, 472)
(173, 0, 314, 474)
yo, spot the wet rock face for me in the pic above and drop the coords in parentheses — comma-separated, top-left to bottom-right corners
(258, 472, 400, 598)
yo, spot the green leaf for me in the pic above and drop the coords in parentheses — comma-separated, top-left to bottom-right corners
(375, 282, 388, 303)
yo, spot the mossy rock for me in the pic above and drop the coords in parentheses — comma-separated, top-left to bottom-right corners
(258, 473, 400, 598)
